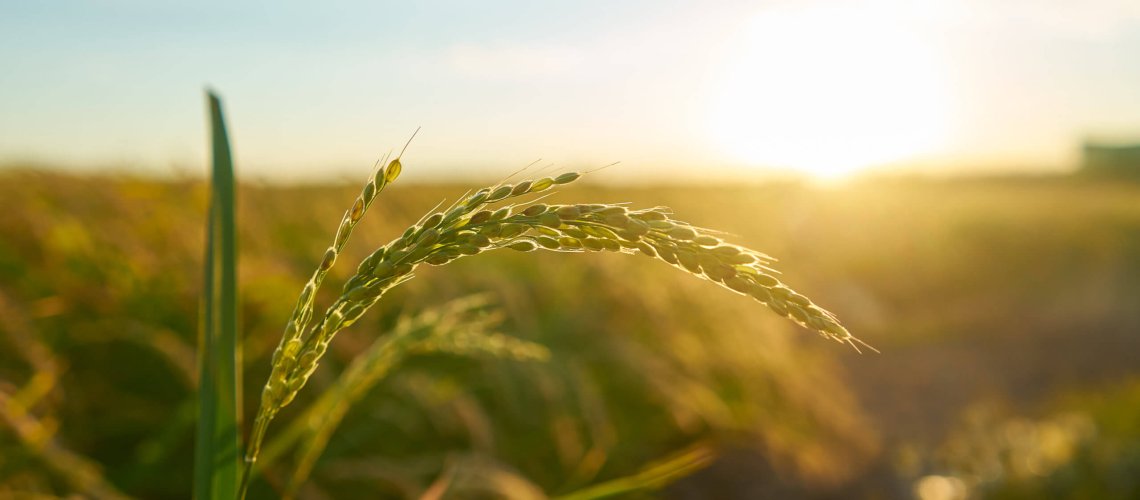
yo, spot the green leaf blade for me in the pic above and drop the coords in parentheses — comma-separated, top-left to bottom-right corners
(194, 90, 242, 500)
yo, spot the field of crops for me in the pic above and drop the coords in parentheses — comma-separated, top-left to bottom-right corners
(2, 170, 1139, 498)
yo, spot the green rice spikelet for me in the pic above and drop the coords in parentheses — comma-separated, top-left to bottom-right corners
(319, 248, 336, 271)
(466, 189, 490, 206)
(582, 238, 604, 251)
(488, 185, 513, 201)
(634, 241, 656, 257)
(511, 181, 532, 196)
(499, 224, 527, 238)
(667, 226, 697, 240)
(349, 198, 365, 222)
(522, 204, 547, 217)
(422, 213, 443, 229)
(555, 205, 581, 219)
(554, 171, 581, 184)
(559, 237, 583, 248)
(531, 177, 555, 192)
(536, 236, 560, 249)
(491, 207, 511, 221)
(469, 210, 492, 225)
(384, 158, 402, 182)
(508, 240, 538, 252)
(537, 212, 561, 228)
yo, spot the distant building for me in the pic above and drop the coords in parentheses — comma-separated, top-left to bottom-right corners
(1082, 141, 1140, 179)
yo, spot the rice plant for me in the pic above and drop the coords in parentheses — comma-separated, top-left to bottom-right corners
(235, 125, 871, 497)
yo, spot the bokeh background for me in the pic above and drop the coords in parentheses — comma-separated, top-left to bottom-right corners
(3, 1, 1140, 498)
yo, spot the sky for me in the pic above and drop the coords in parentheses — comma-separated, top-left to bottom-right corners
(2, 0, 1140, 182)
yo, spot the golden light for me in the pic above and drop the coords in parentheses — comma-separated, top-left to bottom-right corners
(707, 3, 952, 180)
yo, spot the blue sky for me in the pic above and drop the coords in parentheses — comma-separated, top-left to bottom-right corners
(3, 0, 1140, 181)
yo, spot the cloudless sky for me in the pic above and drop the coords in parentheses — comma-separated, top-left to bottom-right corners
(2, 0, 1139, 182)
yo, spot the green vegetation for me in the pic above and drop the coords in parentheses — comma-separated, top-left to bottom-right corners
(238, 112, 861, 496)
(197, 92, 241, 500)
(2, 165, 1140, 497)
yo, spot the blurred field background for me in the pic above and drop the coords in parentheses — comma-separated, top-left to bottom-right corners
(2, 168, 1139, 498)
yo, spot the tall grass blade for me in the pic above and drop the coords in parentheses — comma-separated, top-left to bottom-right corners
(194, 90, 241, 500)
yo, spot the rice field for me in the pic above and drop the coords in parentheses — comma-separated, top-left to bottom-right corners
(1, 169, 1139, 498)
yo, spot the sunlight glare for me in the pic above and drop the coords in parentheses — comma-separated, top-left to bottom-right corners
(707, 3, 952, 180)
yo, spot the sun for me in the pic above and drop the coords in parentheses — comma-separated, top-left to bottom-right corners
(706, 3, 952, 180)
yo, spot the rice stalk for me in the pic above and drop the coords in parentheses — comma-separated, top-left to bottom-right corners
(241, 157, 869, 497)
(250, 295, 547, 496)
(240, 137, 415, 498)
